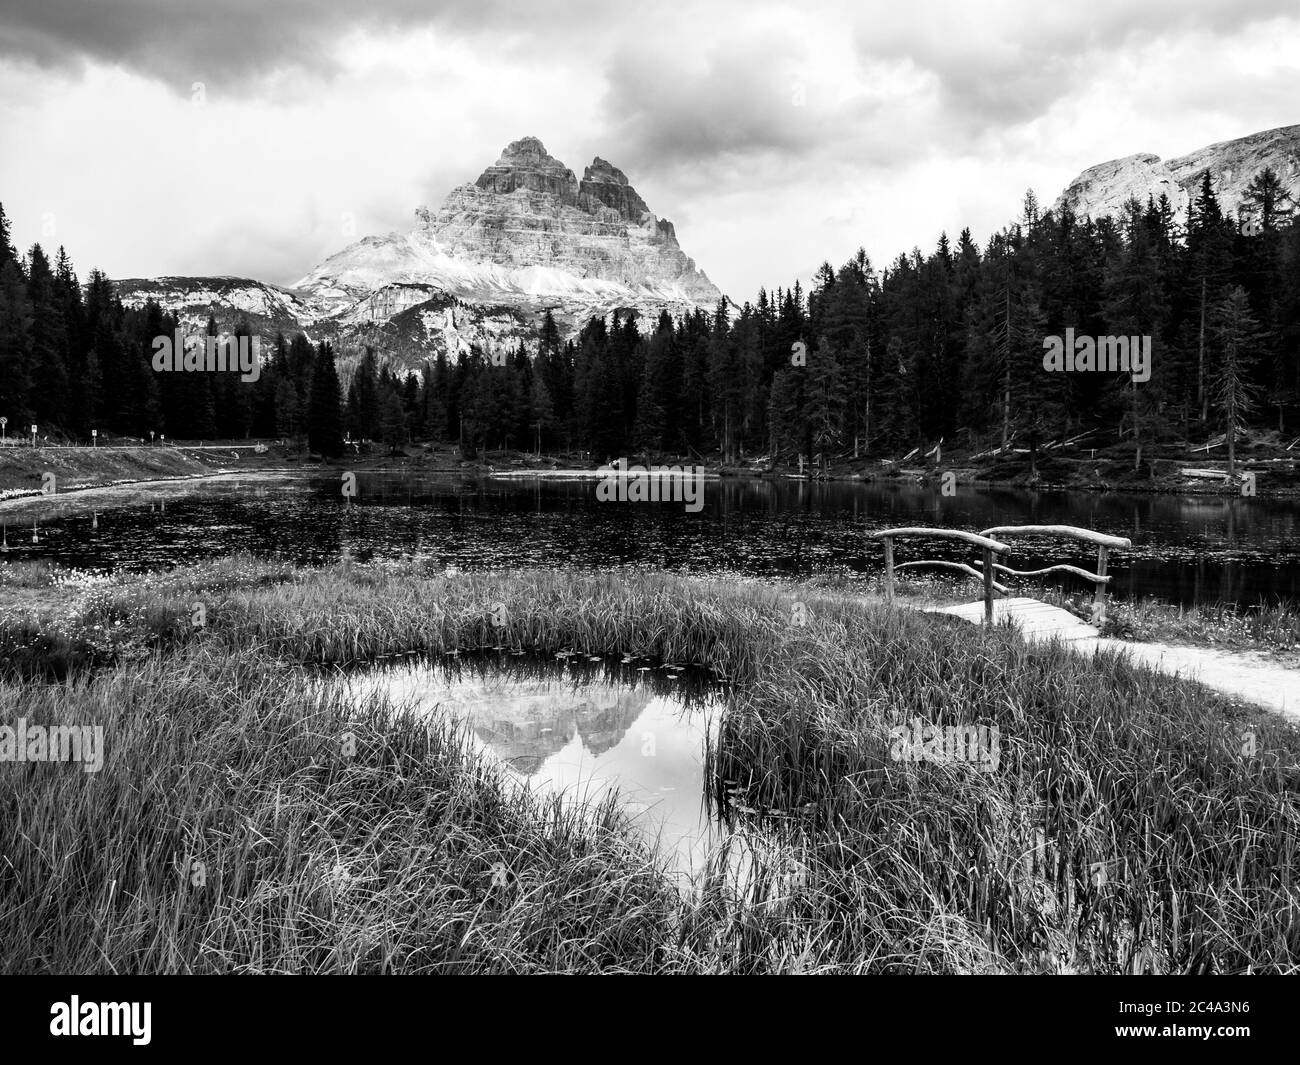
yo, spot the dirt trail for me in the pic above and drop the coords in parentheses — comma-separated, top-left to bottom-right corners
(923, 597, 1300, 720)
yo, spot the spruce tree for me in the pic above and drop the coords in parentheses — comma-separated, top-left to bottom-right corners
(0, 257, 33, 427)
(307, 341, 345, 458)
(1209, 286, 1262, 476)
(1186, 170, 1234, 421)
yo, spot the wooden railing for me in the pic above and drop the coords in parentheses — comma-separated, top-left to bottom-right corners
(871, 524, 1132, 625)
(979, 526, 1132, 624)
(871, 528, 1011, 624)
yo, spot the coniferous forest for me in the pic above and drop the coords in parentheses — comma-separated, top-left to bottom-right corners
(1, 167, 1296, 465)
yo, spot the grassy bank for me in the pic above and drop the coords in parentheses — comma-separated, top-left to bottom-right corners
(0, 445, 247, 501)
(1, 559, 1298, 973)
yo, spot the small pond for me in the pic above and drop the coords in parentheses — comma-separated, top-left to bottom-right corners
(350, 654, 726, 877)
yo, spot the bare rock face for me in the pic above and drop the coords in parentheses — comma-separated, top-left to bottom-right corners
(109, 276, 317, 342)
(114, 136, 723, 375)
(1056, 153, 1188, 221)
(1167, 125, 1300, 216)
(396, 136, 721, 306)
(473, 136, 581, 201)
(579, 157, 652, 221)
(1055, 124, 1300, 224)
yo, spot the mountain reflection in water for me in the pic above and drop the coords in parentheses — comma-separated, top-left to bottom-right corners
(355, 657, 724, 874)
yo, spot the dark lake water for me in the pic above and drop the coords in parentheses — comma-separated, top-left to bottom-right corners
(2, 471, 1298, 607)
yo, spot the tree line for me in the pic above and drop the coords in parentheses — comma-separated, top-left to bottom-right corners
(1, 166, 1296, 466)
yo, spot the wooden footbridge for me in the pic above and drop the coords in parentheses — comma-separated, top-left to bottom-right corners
(867, 524, 1300, 718)
(870, 524, 1133, 631)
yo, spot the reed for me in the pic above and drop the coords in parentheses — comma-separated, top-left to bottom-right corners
(706, 593, 1300, 973)
(1, 556, 1297, 973)
(0, 647, 681, 974)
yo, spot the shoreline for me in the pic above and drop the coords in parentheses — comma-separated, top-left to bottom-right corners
(4, 438, 1300, 504)
(2, 436, 1300, 507)
(0, 468, 305, 515)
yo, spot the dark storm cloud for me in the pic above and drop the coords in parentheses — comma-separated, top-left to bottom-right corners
(0, 0, 610, 85)
(600, 40, 818, 172)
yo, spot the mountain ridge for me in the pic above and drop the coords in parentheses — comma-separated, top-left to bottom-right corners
(114, 136, 723, 371)
(1054, 123, 1300, 223)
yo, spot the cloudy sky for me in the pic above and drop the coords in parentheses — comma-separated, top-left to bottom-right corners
(1, 0, 1297, 300)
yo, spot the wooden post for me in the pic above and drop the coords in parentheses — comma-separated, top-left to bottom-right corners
(982, 547, 995, 625)
(883, 536, 895, 603)
(1093, 545, 1109, 625)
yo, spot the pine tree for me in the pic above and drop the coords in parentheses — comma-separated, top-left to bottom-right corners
(707, 298, 741, 462)
(630, 356, 663, 457)
(307, 341, 345, 458)
(347, 347, 381, 440)
(1186, 170, 1234, 422)
(531, 368, 555, 455)
(0, 202, 16, 274)
(0, 256, 33, 428)
(1240, 167, 1296, 232)
(25, 243, 71, 431)
(766, 366, 804, 461)
(1103, 198, 1170, 469)
(424, 353, 449, 441)
(379, 387, 407, 452)
(806, 335, 847, 472)
(1209, 286, 1262, 476)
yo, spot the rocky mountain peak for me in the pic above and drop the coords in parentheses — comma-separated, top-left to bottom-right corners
(115, 135, 723, 374)
(396, 135, 719, 306)
(1054, 123, 1300, 224)
(585, 156, 628, 182)
(474, 136, 579, 200)
(579, 156, 651, 222)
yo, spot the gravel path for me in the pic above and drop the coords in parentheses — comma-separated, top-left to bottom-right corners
(925, 596, 1300, 720)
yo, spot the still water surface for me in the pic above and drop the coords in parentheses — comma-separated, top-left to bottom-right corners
(2, 472, 1297, 606)
(350, 654, 722, 875)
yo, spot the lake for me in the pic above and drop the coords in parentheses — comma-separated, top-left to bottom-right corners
(2, 471, 1298, 607)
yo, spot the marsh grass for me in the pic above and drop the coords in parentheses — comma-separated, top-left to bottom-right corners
(0, 648, 682, 973)
(1098, 596, 1300, 655)
(710, 596, 1300, 973)
(1, 557, 1298, 973)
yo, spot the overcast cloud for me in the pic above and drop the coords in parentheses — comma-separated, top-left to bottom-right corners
(1, 0, 1297, 297)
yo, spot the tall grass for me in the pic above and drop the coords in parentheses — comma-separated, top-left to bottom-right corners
(0, 558, 776, 679)
(708, 597, 1300, 973)
(2, 557, 1298, 973)
(0, 648, 681, 973)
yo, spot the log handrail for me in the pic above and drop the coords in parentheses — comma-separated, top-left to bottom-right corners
(894, 560, 1010, 594)
(875, 523, 1130, 626)
(979, 524, 1132, 550)
(990, 562, 1112, 585)
(979, 524, 1129, 623)
(871, 527, 1010, 553)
